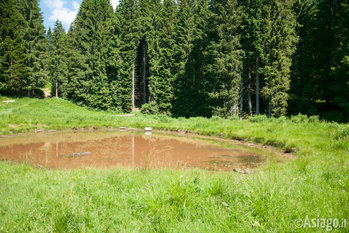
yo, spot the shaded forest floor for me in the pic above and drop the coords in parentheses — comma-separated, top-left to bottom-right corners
(0, 97, 348, 232)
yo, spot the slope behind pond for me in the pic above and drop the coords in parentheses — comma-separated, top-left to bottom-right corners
(0, 130, 289, 171)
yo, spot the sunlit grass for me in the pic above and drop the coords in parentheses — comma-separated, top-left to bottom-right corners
(0, 97, 348, 232)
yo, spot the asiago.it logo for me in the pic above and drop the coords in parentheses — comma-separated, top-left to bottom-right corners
(294, 215, 347, 231)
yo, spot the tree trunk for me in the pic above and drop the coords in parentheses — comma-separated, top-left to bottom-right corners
(132, 63, 135, 111)
(143, 45, 146, 104)
(55, 78, 58, 98)
(256, 57, 260, 115)
(248, 68, 253, 116)
(268, 100, 271, 118)
(239, 74, 243, 120)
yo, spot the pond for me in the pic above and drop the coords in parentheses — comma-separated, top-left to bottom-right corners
(0, 130, 289, 171)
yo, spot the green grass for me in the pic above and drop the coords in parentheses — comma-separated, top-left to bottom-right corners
(0, 97, 348, 232)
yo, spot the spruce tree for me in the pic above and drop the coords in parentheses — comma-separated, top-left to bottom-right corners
(204, 0, 244, 117)
(240, 0, 297, 117)
(46, 27, 52, 52)
(172, 0, 197, 117)
(330, 1, 349, 121)
(48, 21, 68, 98)
(146, 0, 178, 113)
(288, 0, 317, 116)
(173, 0, 212, 117)
(17, 0, 47, 96)
(260, 0, 298, 117)
(240, 0, 269, 116)
(0, 0, 29, 95)
(289, 0, 348, 121)
(68, 0, 120, 110)
(116, 0, 141, 111)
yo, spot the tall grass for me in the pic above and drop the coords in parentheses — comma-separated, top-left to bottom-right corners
(0, 97, 348, 232)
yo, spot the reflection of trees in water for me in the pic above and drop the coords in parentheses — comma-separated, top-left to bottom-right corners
(140, 135, 175, 168)
(50, 135, 177, 168)
(0, 142, 47, 167)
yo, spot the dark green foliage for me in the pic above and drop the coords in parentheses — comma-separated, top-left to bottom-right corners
(259, 0, 298, 117)
(146, 0, 178, 114)
(46, 27, 52, 52)
(0, 0, 29, 95)
(240, 0, 270, 116)
(116, 0, 142, 112)
(204, 0, 244, 117)
(18, 0, 48, 96)
(0, 0, 47, 96)
(240, 0, 297, 118)
(48, 21, 68, 98)
(0, 0, 46, 97)
(173, 0, 213, 117)
(289, 0, 349, 122)
(1, 0, 347, 121)
(140, 102, 160, 114)
(329, 1, 349, 121)
(67, 0, 121, 111)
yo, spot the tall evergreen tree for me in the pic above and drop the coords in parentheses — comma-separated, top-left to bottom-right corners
(330, 1, 349, 121)
(240, 0, 297, 117)
(17, 0, 47, 96)
(48, 21, 68, 98)
(240, 0, 270, 116)
(146, 0, 178, 113)
(68, 0, 121, 110)
(0, 0, 29, 95)
(260, 0, 298, 117)
(290, 0, 348, 121)
(46, 27, 52, 52)
(173, 0, 212, 117)
(117, 0, 141, 111)
(204, 0, 244, 117)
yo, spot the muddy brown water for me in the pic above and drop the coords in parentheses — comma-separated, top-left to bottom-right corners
(0, 131, 288, 171)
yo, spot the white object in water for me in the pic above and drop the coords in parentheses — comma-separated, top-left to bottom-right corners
(144, 127, 152, 131)
(145, 132, 152, 136)
(120, 127, 126, 131)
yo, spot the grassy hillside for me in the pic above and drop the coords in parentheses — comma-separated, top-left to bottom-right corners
(0, 97, 348, 232)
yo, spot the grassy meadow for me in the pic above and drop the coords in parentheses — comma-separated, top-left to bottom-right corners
(0, 97, 348, 232)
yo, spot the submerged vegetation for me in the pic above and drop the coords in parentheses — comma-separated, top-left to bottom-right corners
(0, 97, 348, 232)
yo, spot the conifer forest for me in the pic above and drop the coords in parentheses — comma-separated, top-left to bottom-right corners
(1, 0, 348, 122)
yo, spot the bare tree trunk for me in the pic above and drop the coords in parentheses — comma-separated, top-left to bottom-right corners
(268, 100, 271, 118)
(239, 74, 243, 120)
(143, 45, 146, 104)
(132, 63, 135, 111)
(248, 69, 253, 116)
(256, 57, 260, 115)
(248, 85, 252, 116)
(55, 78, 58, 98)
